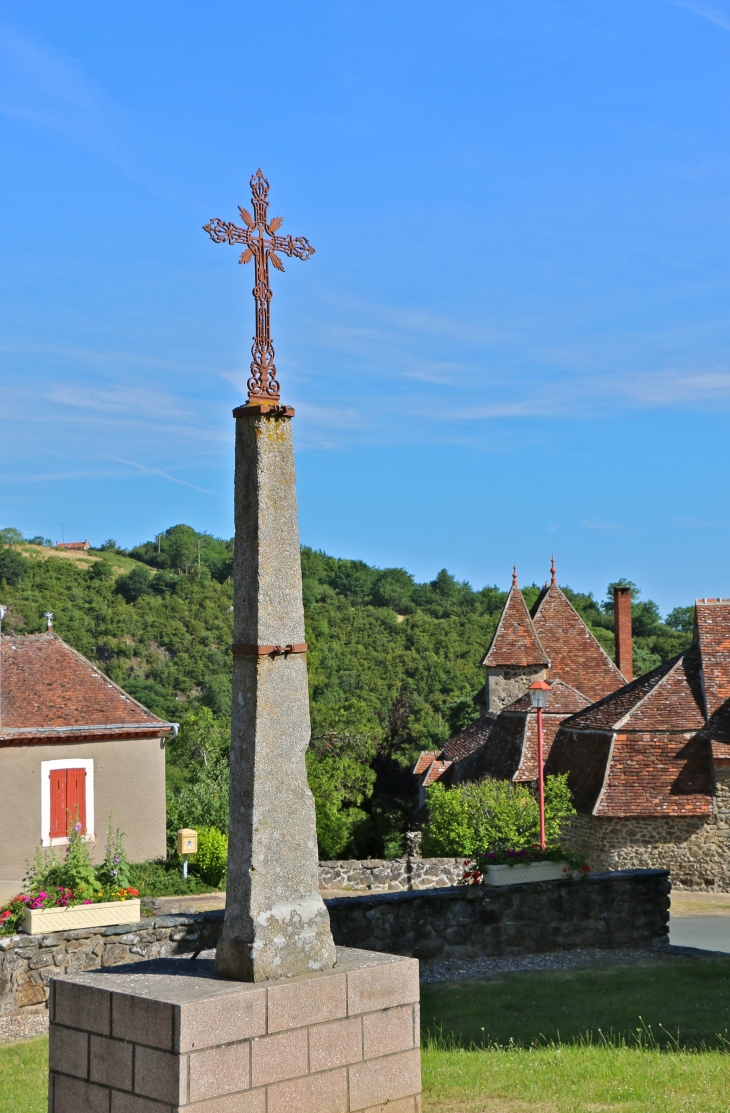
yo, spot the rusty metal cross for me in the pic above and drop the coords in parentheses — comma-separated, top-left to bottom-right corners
(204, 169, 315, 404)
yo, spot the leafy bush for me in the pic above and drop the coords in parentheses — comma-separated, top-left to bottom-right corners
(192, 826, 228, 887)
(127, 859, 212, 897)
(421, 776, 576, 857)
(166, 761, 229, 851)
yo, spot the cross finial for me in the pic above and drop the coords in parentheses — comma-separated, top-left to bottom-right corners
(550, 555, 557, 585)
(204, 171, 315, 405)
(512, 564, 518, 588)
(44, 612, 53, 631)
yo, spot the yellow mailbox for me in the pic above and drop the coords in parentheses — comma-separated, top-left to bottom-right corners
(177, 828, 198, 856)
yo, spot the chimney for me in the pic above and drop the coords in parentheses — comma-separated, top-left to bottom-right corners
(613, 587, 633, 682)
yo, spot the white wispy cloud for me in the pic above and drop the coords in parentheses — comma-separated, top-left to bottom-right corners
(674, 1, 730, 31)
(107, 457, 218, 496)
(48, 385, 194, 420)
(0, 23, 125, 164)
(582, 519, 624, 532)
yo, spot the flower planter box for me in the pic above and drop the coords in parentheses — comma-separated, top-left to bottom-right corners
(484, 861, 569, 886)
(21, 899, 141, 935)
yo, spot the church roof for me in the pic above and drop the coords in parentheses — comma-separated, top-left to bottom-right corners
(695, 598, 730, 717)
(504, 678, 591, 716)
(0, 633, 174, 743)
(482, 577, 549, 669)
(442, 713, 498, 763)
(468, 680, 590, 784)
(531, 581, 626, 702)
(556, 648, 704, 734)
(545, 641, 713, 817)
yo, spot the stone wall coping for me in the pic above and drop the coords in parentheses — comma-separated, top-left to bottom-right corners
(320, 858, 461, 867)
(0, 913, 218, 951)
(323, 868, 670, 910)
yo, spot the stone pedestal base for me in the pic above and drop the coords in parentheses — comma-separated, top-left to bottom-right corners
(48, 946, 421, 1113)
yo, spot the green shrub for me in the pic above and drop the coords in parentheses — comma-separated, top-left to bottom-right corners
(166, 761, 229, 852)
(421, 776, 575, 857)
(126, 859, 211, 898)
(192, 826, 228, 888)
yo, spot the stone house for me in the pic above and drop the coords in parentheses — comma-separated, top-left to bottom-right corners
(413, 562, 629, 800)
(546, 598, 730, 890)
(0, 631, 175, 902)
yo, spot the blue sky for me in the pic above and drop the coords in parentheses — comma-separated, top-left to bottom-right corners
(1, 1, 730, 612)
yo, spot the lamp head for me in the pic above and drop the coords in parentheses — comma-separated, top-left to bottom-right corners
(528, 680, 550, 709)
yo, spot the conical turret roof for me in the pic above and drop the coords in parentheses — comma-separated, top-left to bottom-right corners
(482, 572, 549, 668)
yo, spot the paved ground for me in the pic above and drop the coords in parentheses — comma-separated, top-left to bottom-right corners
(669, 890, 730, 953)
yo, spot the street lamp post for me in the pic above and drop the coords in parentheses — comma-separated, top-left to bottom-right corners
(528, 680, 551, 850)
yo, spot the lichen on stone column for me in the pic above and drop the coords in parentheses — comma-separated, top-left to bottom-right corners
(214, 410, 336, 981)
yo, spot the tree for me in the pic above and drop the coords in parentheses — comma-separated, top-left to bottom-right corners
(0, 547, 27, 586)
(116, 565, 152, 602)
(0, 528, 24, 546)
(666, 606, 695, 633)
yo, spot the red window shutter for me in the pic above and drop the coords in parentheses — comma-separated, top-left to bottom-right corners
(66, 769, 87, 834)
(50, 770, 68, 838)
(49, 768, 86, 838)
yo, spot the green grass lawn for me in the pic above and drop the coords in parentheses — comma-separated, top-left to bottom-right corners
(3, 957, 730, 1112)
(420, 956, 730, 1050)
(424, 1045, 730, 1112)
(0, 1038, 48, 1113)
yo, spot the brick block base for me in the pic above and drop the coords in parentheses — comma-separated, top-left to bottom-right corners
(48, 946, 421, 1112)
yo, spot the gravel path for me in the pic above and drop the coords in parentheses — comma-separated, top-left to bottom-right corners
(418, 945, 692, 983)
(0, 1014, 49, 1044)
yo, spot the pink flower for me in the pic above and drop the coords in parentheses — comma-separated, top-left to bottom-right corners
(83, 899, 91, 905)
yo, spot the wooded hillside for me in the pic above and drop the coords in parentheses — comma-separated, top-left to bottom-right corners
(0, 525, 693, 857)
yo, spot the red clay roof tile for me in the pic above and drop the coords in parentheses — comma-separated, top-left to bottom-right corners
(695, 599, 730, 717)
(531, 583, 626, 702)
(0, 634, 172, 743)
(482, 585, 549, 668)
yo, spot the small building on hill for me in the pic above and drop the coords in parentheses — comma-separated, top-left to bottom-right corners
(414, 562, 629, 797)
(546, 598, 730, 890)
(55, 541, 91, 551)
(0, 632, 175, 902)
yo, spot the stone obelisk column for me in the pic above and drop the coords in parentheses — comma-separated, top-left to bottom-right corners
(214, 401, 337, 982)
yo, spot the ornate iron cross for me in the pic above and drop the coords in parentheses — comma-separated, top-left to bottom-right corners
(204, 169, 315, 404)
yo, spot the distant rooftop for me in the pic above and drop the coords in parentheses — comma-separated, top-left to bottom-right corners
(0, 633, 174, 743)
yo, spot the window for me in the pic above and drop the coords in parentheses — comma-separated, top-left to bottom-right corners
(41, 759, 94, 846)
(49, 767, 87, 838)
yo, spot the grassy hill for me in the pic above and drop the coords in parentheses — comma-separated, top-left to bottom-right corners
(0, 525, 693, 857)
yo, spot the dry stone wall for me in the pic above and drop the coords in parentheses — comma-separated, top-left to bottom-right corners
(0, 914, 209, 1018)
(319, 857, 463, 892)
(565, 770, 730, 891)
(327, 869, 670, 962)
(1, 869, 669, 1017)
